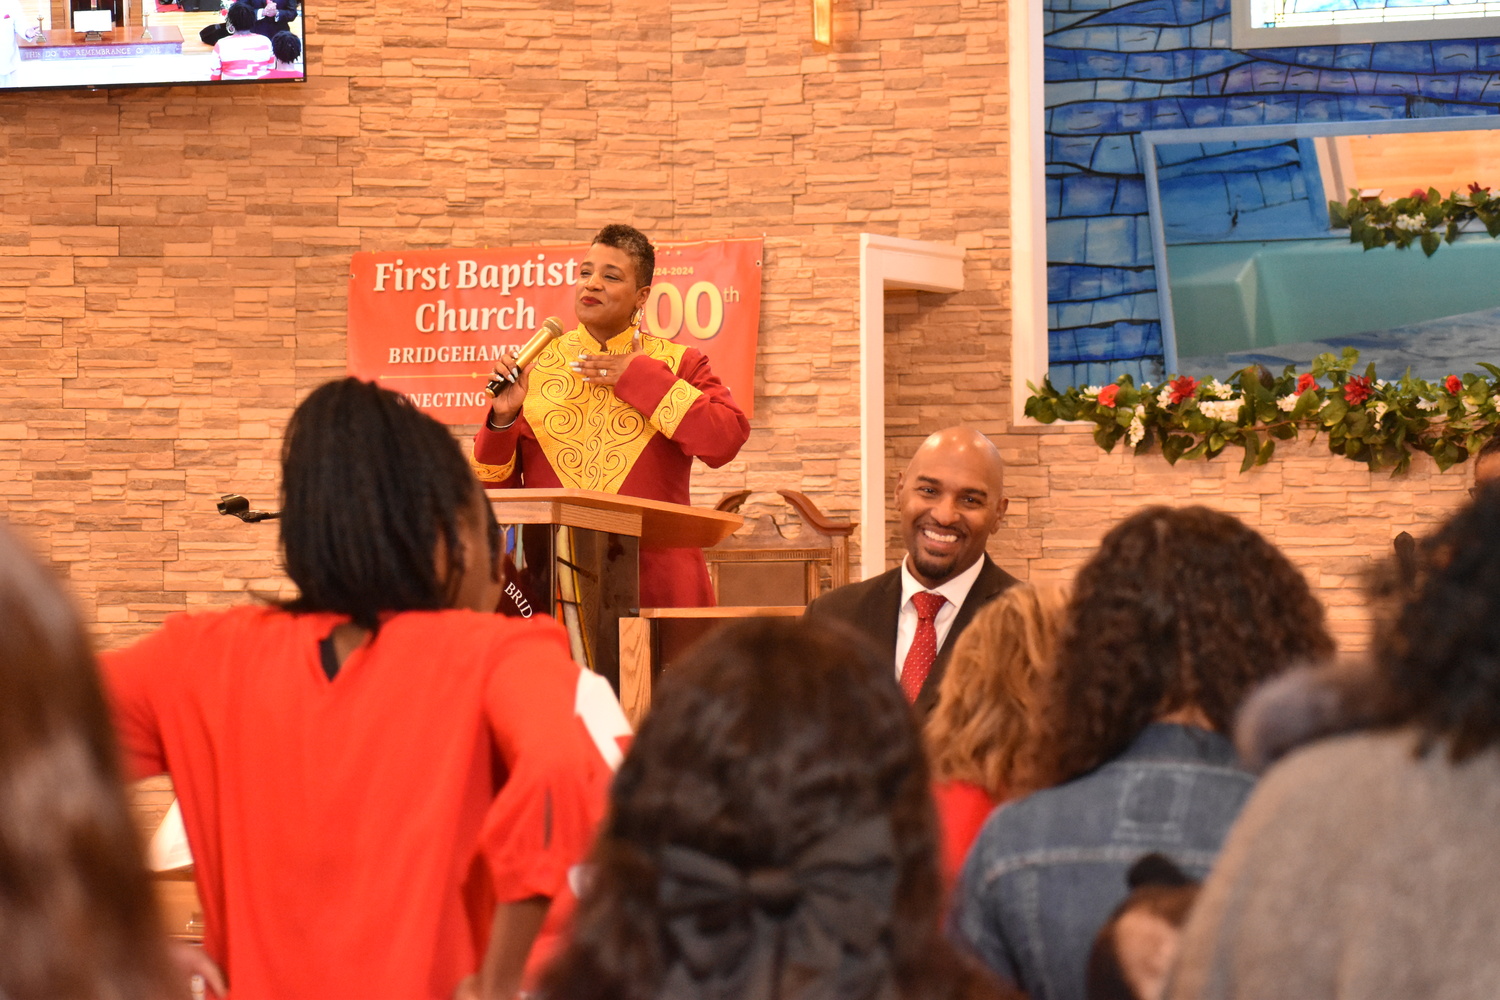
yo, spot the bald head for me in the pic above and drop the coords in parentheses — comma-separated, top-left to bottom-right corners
(897, 427, 1008, 588)
(906, 427, 1005, 485)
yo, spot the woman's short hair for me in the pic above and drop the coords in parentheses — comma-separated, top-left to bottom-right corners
(226, 1, 256, 31)
(0, 522, 177, 1000)
(278, 377, 497, 631)
(1042, 505, 1333, 785)
(925, 583, 1069, 798)
(271, 29, 301, 63)
(540, 617, 989, 1000)
(591, 223, 655, 289)
(1374, 484, 1500, 761)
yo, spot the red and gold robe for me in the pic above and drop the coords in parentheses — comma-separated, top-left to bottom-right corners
(471, 324, 749, 607)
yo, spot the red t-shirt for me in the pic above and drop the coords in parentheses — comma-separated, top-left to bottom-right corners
(933, 778, 1000, 891)
(102, 606, 619, 1000)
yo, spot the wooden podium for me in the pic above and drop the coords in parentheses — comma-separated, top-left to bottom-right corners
(486, 489, 741, 691)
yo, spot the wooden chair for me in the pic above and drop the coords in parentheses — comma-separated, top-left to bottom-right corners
(705, 489, 855, 606)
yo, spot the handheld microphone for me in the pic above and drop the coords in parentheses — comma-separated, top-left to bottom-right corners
(486, 317, 566, 397)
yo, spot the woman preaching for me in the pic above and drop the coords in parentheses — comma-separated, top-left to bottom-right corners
(472, 223, 750, 608)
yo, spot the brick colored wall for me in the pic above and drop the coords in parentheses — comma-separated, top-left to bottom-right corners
(0, 0, 1467, 664)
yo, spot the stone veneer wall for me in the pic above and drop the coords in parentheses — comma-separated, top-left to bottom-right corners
(0, 0, 1471, 670)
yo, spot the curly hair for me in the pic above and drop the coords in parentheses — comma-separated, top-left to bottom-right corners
(1042, 506, 1333, 785)
(925, 584, 1070, 798)
(539, 617, 994, 1000)
(0, 522, 179, 1000)
(1372, 483, 1500, 761)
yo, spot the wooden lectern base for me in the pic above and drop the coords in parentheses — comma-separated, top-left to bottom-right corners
(618, 606, 805, 727)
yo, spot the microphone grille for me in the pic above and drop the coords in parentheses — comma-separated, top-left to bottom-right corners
(542, 317, 565, 337)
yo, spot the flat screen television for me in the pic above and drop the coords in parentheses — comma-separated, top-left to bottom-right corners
(2, 0, 306, 92)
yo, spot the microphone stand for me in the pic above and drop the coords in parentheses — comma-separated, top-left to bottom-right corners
(217, 494, 280, 522)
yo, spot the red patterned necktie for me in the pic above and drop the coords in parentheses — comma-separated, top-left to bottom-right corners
(900, 591, 948, 703)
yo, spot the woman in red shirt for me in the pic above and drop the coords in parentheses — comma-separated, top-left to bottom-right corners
(103, 378, 622, 1000)
(924, 584, 1069, 889)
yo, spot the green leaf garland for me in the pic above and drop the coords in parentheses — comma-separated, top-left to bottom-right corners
(1024, 349, 1499, 474)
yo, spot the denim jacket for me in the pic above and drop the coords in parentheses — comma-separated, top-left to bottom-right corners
(949, 724, 1254, 1000)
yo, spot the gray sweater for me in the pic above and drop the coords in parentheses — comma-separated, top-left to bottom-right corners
(1168, 727, 1500, 1000)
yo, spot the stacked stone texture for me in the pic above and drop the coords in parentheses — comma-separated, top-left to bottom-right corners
(0, 0, 1462, 660)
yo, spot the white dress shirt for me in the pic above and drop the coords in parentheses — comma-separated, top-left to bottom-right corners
(893, 555, 986, 681)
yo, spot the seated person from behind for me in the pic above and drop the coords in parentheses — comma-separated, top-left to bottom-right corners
(924, 582, 1068, 890)
(1167, 486, 1500, 1000)
(209, 2, 273, 81)
(539, 617, 1015, 1000)
(0, 521, 190, 1000)
(101, 378, 626, 1000)
(266, 29, 301, 77)
(472, 223, 750, 608)
(951, 506, 1334, 1000)
(804, 426, 1017, 713)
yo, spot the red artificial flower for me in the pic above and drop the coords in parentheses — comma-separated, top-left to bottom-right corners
(1167, 375, 1198, 406)
(1296, 373, 1316, 394)
(1097, 384, 1120, 407)
(1445, 374, 1462, 394)
(1470, 181, 1488, 196)
(1344, 375, 1374, 406)
(1410, 188, 1427, 202)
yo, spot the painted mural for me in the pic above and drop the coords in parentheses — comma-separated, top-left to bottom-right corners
(1044, 0, 1500, 387)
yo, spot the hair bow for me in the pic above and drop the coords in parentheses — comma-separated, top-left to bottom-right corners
(655, 816, 900, 1000)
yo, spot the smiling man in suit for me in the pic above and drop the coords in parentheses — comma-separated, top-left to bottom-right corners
(805, 426, 1018, 714)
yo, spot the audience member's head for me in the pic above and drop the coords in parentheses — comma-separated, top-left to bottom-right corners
(0, 522, 178, 1000)
(225, 1, 256, 32)
(897, 427, 1008, 589)
(279, 377, 500, 630)
(1374, 482, 1500, 761)
(1086, 854, 1201, 1000)
(926, 582, 1069, 798)
(1042, 505, 1333, 785)
(541, 617, 996, 1000)
(271, 29, 301, 65)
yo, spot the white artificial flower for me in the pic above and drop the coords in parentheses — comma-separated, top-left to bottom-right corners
(1417, 397, 1440, 411)
(1084, 385, 1102, 398)
(1276, 394, 1298, 412)
(1394, 214, 1426, 231)
(1371, 401, 1388, 422)
(1157, 385, 1175, 407)
(1126, 417, 1146, 446)
(1204, 378, 1234, 400)
(1199, 399, 1244, 422)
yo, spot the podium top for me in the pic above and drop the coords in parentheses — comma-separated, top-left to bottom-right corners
(486, 488, 743, 549)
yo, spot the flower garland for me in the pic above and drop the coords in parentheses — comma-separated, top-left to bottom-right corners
(1023, 349, 1500, 474)
(1331, 183, 1500, 257)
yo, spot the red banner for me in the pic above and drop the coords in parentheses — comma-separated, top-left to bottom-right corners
(347, 239, 763, 423)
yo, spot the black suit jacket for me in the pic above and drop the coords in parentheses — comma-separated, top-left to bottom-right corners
(803, 555, 1019, 715)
